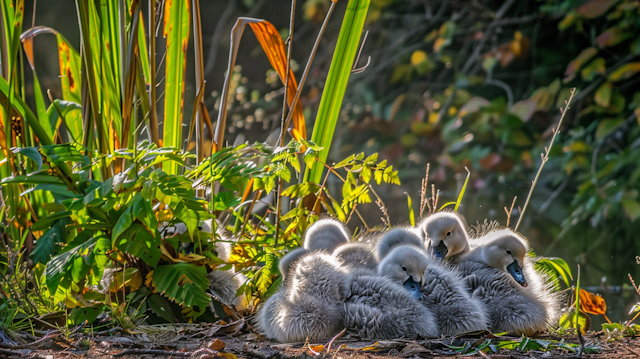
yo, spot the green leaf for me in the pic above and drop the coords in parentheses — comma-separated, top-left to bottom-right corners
(112, 206, 134, 241)
(595, 82, 612, 107)
(595, 118, 623, 139)
(31, 217, 71, 265)
(115, 223, 161, 267)
(152, 263, 210, 311)
(69, 305, 102, 325)
(11, 147, 43, 171)
(31, 210, 72, 231)
(608, 62, 640, 82)
(622, 199, 640, 221)
(148, 293, 179, 323)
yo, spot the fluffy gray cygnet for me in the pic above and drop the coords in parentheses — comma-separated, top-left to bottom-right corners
(278, 217, 350, 282)
(332, 242, 378, 273)
(342, 272, 440, 339)
(256, 253, 349, 342)
(457, 229, 560, 336)
(303, 218, 350, 252)
(379, 244, 489, 336)
(375, 227, 425, 260)
(417, 212, 471, 260)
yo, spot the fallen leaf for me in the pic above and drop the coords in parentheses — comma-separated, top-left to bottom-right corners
(208, 339, 226, 351)
(399, 342, 430, 357)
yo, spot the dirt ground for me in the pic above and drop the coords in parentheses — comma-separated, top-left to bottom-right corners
(1, 320, 639, 359)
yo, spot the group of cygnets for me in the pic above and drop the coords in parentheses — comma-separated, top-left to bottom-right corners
(255, 212, 561, 343)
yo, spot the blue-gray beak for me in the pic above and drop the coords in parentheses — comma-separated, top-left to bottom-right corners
(507, 260, 527, 287)
(431, 241, 448, 259)
(403, 276, 422, 299)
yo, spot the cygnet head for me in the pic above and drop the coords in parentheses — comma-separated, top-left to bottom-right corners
(469, 229, 529, 287)
(303, 218, 350, 252)
(376, 228, 424, 260)
(419, 212, 469, 259)
(378, 245, 429, 299)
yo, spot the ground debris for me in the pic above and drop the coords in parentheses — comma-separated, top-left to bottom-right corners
(0, 326, 638, 358)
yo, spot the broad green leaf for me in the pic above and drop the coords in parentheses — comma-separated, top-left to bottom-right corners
(11, 147, 43, 171)
(148, 293, 179, 323)
(45, 236, 98, 295)
(112, 206, 134, 241)
(69, 305, 102, 325)
(115, 223, 161, 267)
(305, 0, 370, 184)
(152, 263, 210, 311)
(31, 217, 71, 265)
(595, 82, 612, 107)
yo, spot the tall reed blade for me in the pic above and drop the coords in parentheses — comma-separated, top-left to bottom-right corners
(162, 0, 190, 175)
(305, 0, 370, 184)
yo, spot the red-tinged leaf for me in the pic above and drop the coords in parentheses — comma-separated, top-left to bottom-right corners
(607, 62, 640, 82)
(577, 0, 619, 19)
(248, 21, 306, 140)
(595, 82, 612, 107)
(564, 47, 598, 81)
(596, 27, 631, 48)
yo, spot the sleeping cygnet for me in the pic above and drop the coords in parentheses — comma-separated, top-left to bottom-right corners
(457, 229, 561, 336)
(378, 244, 489, 336)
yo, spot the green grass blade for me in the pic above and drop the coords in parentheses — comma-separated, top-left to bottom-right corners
(454, 166, 470, 212)
(406, 193, 415, 226)
(162, 0, 190, 175)
(55, 33, 82, 104)
(305, 0, 370, 184)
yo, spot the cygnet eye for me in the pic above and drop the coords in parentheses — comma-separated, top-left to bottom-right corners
(446, 231, 451, 237)
(506, 249, 512, 255)
(402, 266, 407, 271)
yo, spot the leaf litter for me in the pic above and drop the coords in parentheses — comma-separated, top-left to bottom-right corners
(1, 324, 639, 358)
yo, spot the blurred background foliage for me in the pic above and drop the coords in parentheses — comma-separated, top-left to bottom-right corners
(1, 0, 639, 326)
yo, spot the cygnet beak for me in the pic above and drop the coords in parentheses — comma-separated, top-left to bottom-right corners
(403, 276, 422, 299)
(507, 260, 527, 287)
(431, 241, 448, 259)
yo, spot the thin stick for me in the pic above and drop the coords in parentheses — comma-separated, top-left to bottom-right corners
(274, 0, 297, 247)
(514, 88, 576, 231)
(505, 196, 517, 227)
(278, 1, 337, 144)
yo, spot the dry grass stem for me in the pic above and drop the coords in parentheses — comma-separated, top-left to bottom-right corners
(504, 196, 517, 227)
(419, 164, 430, 218)
(514, 88, 576, 232)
